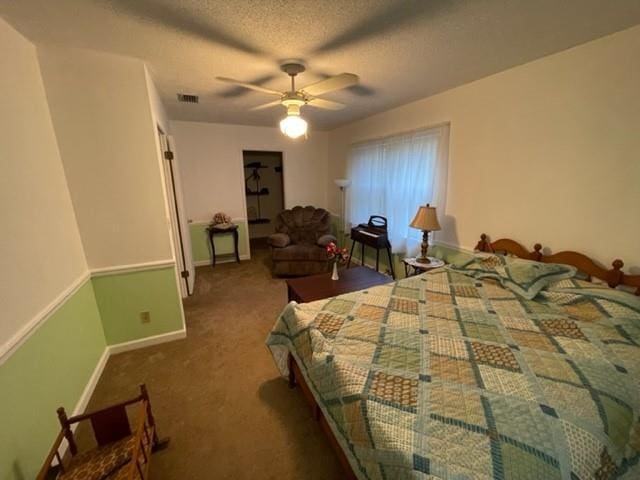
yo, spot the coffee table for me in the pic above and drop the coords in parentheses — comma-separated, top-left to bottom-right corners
(286, 266, 392, 303)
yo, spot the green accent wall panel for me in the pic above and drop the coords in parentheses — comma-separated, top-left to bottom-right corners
(0, 280, 106, 480)
(429, 244, 475, 266)
(189, 220, 248, 264)
(91, 266, 183, 345)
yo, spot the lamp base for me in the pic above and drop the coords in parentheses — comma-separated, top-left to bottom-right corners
(417, 230, 431, 265)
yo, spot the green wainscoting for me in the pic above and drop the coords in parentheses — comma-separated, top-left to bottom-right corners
(0, 280, 106, 480)
(189, 220, 249, 265)
(92, 266, 183, 345)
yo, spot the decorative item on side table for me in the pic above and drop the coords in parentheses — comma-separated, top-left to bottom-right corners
(326, 241, 349, 281)
(409, 204, 441, 264)
(212, 211, 232, 228)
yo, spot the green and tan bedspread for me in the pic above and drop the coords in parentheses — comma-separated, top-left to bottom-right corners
(266, 268, 640, 479)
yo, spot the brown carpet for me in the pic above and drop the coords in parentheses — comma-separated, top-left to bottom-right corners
(84, 244, 343, 479)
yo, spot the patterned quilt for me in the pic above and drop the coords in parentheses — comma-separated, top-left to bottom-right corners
(266, 268, 640, 479)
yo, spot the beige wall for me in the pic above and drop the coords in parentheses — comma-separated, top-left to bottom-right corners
(0, 18, 88, 352)
(37, 46, 174, 269)
(171, 121, 329, 224)
(329, 25, 640, 270)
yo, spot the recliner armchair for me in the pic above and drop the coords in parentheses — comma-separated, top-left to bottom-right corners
(268, 205, 337, 276)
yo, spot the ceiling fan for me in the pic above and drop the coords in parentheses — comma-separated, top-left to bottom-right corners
(216, 62, 359, 138)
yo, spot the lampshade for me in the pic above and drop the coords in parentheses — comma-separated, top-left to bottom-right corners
(334, 178, 351, 188)
(410, 204, 441, 231)
(279, 113, 307, 139)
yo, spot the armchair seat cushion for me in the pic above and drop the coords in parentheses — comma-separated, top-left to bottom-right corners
(272, 244, 328, 262)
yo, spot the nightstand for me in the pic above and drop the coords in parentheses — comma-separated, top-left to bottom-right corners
(403, 257, 445, 277)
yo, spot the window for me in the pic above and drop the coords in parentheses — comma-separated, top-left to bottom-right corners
(347, 124, 449, 256)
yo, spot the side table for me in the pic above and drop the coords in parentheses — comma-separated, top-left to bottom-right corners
(403, 257, 445, 277)
(207, 224, 240, 267)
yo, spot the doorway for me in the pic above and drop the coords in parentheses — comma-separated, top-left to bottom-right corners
(243, 150, 284, 250)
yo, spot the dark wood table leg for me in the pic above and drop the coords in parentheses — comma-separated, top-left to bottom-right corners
(376, 249, 380, 272)
(361, 242, 365, 266)
(233, 229, 240, 263)
(209, 231, 216, 267)
(347, 239, 356, 268)
(386, 247, 395, 279)
(287, 353, 296, 388)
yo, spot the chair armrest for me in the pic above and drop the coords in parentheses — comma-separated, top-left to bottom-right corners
(317, 234, 337, 247)
(268, 233, 291, 248)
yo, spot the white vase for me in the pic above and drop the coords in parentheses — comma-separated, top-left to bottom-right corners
(331, 261, 339, 280)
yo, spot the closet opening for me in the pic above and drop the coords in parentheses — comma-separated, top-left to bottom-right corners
(242, 150, 284, 252)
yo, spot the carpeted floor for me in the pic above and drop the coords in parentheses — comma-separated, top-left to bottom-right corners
(84, 244, 343, 479)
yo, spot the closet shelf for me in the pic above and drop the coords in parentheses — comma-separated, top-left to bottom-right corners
(245, 187, 270, 196)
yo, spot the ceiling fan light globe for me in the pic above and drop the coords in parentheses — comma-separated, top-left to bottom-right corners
(280, 115, 307, 139)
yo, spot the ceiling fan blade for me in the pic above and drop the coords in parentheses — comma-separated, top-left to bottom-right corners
(250, 100, 282, 111)
(105, 0, 265, 56)
(216, 77, 282, 96)
(306, 98, 346, 110)
(312, 0, 445, 55)
(219, 74, 277, 98)
(301, 73, 359, 96)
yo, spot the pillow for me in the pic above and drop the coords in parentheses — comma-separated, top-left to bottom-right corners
(453, 253, 577, 299)
(268, 233, 290, 248)
(544, 279, 640, 315)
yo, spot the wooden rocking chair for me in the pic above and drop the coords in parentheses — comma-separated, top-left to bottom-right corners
(37, 384, 169, 480)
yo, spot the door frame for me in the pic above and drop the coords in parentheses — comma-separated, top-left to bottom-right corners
(158, 129, 194, 296)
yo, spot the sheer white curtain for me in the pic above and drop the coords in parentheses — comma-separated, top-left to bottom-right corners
(346, 125, 449, 256)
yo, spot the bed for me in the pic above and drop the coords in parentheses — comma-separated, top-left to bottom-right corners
(266, 234, 640, 479)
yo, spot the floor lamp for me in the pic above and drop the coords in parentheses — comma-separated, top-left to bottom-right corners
(334, 178, 351, 235)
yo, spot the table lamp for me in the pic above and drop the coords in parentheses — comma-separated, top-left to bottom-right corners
(410, 204, 441, 264)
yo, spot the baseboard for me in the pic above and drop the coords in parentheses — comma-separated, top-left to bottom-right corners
(107, 328, 187, 355)
(72, 347, 110, 416)
(193, 254, 250, 267)
(57, 328, 184, 460)
(55, 347, 111, 461)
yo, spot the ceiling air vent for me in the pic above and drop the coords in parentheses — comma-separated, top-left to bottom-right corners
(177, 93, 199, 103)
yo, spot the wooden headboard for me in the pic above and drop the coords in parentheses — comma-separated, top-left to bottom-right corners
(475, 233, 640, 295)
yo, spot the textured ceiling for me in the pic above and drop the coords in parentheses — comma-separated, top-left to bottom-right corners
(2, 0, 640, 130)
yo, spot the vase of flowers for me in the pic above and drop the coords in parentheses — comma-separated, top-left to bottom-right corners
(326, 241, 349, 281)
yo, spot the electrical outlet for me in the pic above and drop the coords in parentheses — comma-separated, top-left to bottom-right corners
(140, 311, 151, 323)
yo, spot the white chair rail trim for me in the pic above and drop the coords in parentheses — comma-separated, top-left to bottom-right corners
(0, 270, 91, 365)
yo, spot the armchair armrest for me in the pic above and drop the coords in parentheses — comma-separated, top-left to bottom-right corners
(317, 234, 337, 247)
(268, 233, 291, 248)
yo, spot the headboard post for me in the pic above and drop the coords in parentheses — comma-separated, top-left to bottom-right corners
(476, 233, 492, 253)
(532, 244, 543, 262)
(608, 260, 624, 289)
